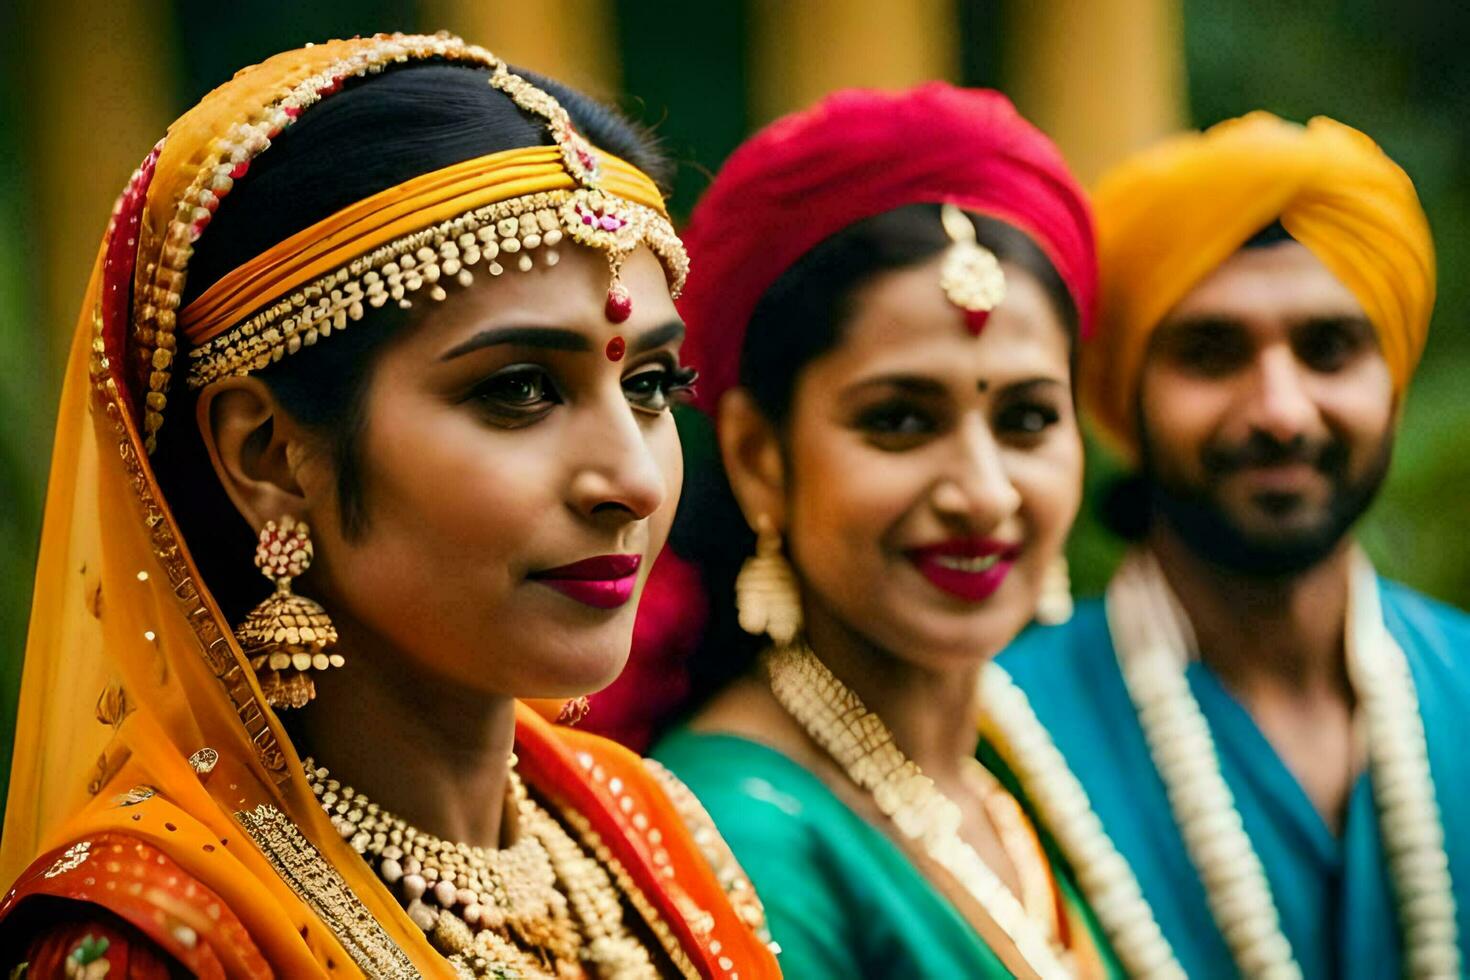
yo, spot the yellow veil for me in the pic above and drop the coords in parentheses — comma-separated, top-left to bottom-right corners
(0, 34, 567, 978)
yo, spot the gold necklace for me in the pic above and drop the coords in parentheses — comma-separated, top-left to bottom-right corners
(305, 760, 658, 979)
(765, 644, 1076, 979)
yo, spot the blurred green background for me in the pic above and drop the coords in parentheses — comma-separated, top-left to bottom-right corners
(1, 0, 1466, 809)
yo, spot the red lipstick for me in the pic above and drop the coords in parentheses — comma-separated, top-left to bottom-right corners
(906, 538, 1020, 602)
(530, 554, 642, 609)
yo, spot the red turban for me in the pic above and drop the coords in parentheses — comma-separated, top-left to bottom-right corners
(678, 82, 1097, 412)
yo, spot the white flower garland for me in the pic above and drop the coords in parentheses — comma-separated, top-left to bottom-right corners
(978, 664, 1187, 979)
(1107, 548, 1459, 979)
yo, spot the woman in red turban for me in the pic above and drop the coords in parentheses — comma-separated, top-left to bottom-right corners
(649, 84, 1183, 978)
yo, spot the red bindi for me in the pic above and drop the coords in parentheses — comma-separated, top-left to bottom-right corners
(605, 336, 626, 362)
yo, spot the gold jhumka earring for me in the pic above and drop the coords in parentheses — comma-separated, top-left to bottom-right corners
(235, 516, 343, 709)
(735, 515, 803, 646)
(1034, 556, 1073, 625)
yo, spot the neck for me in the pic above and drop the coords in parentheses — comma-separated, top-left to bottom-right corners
(299, 618, 517, 849)
(801, 599, 983, 787)
(1146, 524, 1354, 699)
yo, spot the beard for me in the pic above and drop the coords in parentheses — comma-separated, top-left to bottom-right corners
(1137, 424, 1394, 579)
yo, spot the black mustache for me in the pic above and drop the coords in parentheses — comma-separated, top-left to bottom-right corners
(1202, 431, 1347, 476)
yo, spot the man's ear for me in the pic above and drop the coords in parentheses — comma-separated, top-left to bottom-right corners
(716, 388, 787, 532)
(196, 376, 310, 532)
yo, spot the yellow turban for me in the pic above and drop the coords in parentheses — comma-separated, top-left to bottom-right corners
(1086, 111, 1435, 457)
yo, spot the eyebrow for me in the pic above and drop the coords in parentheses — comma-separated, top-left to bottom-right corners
(1158, 312, 1374, 338)
(439, 318, 687, 362)
(844, 374, 950, 398)
(630, 319, 686, 355)
(1293, 314, 1374, 335)
(845, 374, 1066, 397)
(440, 326, 591, 361)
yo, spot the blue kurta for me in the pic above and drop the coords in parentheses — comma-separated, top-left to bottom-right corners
(997, 579, 1470, 979)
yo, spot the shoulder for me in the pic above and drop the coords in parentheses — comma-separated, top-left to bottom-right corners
(650, 732, 901, 975)
(995, 599, 1119, 692)
(1380, 578, 1470, 696)
(1380, 578, 1470, 644)
(0, 832, 267, 979)
(653, 729, 857, 842)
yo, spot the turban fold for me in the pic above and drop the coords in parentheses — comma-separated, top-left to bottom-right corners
(678, 82, 1097, 412)
(1087, 111, 1435, 456)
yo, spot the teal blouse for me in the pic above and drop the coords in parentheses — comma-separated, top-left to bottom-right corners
(653, 730, 1122, 978)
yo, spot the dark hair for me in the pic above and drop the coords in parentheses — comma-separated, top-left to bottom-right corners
(674, 203, 1079, 723)
(152, 62, 670, 623)
(740, 203, 1078, 426)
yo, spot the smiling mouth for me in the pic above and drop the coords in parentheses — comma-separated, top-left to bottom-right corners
(931, 554, 1004, 573)
(906, 539, 1021, 602)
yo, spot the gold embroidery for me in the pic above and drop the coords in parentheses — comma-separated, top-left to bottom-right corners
(96, 372, 288, 782)
(553, 804, 701, 980)
(642, 759, 771, 943)
(236, 804, 416, 977)
(113, 786, 155, 807)
(43, 842, 92, 879)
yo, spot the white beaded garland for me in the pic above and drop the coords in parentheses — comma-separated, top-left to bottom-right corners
(1107, 548, 1459, 979)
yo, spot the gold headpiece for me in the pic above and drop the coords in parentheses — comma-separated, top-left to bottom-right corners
(939, 203, 1006, 334)
(126, 34, 687, 450)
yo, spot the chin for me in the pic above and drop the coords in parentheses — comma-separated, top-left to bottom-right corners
(880, 603, 1026, 669)
(521, 632, 634, 698)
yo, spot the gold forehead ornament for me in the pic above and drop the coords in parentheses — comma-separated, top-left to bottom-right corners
(939, 203, 1007, 334)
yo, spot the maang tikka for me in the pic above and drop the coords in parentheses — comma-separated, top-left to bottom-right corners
(235, 516, 343, 709)
(939, 203, 1007, 335)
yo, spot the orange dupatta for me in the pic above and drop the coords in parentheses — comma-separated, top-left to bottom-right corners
(1, 33, 778, 980)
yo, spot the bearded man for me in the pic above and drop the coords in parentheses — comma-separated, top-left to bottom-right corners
(998, 113, 1469, 979)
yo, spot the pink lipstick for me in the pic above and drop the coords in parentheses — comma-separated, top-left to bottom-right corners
(530, 554, 642, 609)
(906, 538, 1020, 602)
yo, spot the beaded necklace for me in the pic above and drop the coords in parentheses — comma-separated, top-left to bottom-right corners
(1108, 548, 1459, 979)
(305, 760, 658, 979)
(764, 643, 1075, 978)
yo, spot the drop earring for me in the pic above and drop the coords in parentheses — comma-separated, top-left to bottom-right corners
(235, 516, 343, 709)
(735, 515, 803, 646)
(1035, 556, 1074, 626)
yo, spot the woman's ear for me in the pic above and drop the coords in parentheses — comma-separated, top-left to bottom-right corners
(196, 377, 310, 532)
(716, 388, 787, 532)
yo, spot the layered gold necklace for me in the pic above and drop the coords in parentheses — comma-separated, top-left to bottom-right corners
(764, 644, 1076, 979)
(305, 759, 658, 979)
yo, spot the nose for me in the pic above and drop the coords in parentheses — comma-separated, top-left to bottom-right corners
(931, 417, 1022, 528)
(1243, 346, 1320, 445)
(567, 397, 668, 525)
